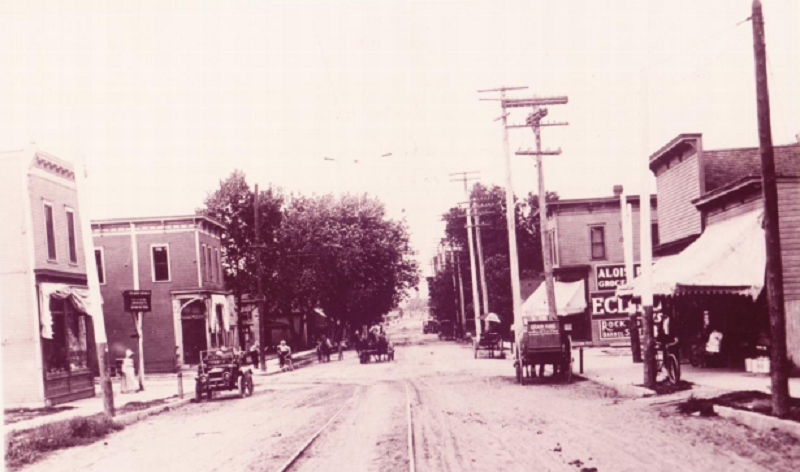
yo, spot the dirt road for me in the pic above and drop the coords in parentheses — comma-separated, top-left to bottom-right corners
(20, 318, 800, 472)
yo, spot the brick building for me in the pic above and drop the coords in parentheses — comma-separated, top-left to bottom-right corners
(1, 146, 97, 406)
(91, 215, 235, 373)
(522, 188, 658, 345)
(624, 135, 800, 370)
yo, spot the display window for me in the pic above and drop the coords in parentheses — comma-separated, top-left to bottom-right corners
(42, 297, 89, 376)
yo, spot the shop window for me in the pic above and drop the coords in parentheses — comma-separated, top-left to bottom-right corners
(151, 245, 171, 282)
(44, 202, 57, 260)
(66, 208, 77, 263)
(590, 226, 606, 260)
(94, 248, 106, 284)
(42, 297, 89, 375)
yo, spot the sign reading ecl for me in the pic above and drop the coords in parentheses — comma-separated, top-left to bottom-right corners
(590, 292, 637, 319)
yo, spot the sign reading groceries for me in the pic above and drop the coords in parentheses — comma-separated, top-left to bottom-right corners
(595, 263, 641, 291)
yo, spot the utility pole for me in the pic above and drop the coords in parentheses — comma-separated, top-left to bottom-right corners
(448, 249, 460, 330)
(473, 209, 490, 318)
(752, 0, 790, 417)
(512, 95, 569, 322)
(450, 172, 482, 340)
(639, 75, 657, 389)
(478, 86, 527, 351)
(76, 154, 114, 417)
(618, 187, 641, 363)
(455, 251, 467, 337)
(254, 184, 267, 372)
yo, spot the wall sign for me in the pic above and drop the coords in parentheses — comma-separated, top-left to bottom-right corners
(590, 291, 637, 319)
(123, 290, 152, 313)
(599, 317, 643, 339)
(595, 263, 641, 291)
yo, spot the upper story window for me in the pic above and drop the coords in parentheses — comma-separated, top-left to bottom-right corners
(66, 208, 77, 264)
(590, 226, 606, 260)
(201, 244, 207, 281)
(151, 245, 171, 282)
(547, 229, 558, 266)
(216, 248, 223, 282)
(44, 201, 57, 261)
(94, 248, 106, 285)
(211, 247, 218, 283)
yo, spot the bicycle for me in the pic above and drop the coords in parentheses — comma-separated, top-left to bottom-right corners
(655, 340, 681, 385)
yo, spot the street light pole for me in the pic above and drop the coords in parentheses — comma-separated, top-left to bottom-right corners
(254, 184, 267, 372)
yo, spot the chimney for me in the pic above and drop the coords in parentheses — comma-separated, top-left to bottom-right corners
(613, 185, 623, 197)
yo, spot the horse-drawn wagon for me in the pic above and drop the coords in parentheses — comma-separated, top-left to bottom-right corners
(514, 317, 572, 384)
(473, 332, 504, 358)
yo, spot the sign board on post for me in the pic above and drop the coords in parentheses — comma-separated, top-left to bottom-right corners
(595, 263, 641, 291)
(123, 290, 152, 313)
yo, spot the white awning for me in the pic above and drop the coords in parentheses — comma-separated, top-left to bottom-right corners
(39, 283, 92, 339)
(521, 279, 586, 318)
(617, 210, 765, 300)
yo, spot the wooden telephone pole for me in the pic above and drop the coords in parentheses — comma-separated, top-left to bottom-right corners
(450, 172, 482, 339)
(254, 184, 268, 372)
(512, 96, 569, 321)
(478, 86, 528, 350)
(751, 0, 790, 417)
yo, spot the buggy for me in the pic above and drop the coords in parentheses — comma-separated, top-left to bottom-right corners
(358, 335, 395, 364)
(474, 332, 504, 359)
(195, 349, 254, 401)
(437, 320, 456, 340)
(515, 318, 572, 384)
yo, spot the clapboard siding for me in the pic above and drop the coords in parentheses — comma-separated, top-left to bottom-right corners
(779, 181, 800, 301)
(654, 153, 703, 244)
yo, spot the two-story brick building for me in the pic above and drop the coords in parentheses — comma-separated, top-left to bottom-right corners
(91, 215, 235, 373)
(1, 146, 98, 406)
(622, 135, 800, 370)
(522, 187, 658, 345)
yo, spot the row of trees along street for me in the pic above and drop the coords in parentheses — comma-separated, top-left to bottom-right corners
(428, 183, 558, 336)
(199, 170, 419, 345)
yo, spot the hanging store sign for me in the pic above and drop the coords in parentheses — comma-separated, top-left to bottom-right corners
(599, 317, 643, 340)
(595, 263, 641, 291)
(123, 290, 152, 313)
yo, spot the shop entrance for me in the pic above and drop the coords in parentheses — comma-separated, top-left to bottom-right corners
(181, 300, 207, 364)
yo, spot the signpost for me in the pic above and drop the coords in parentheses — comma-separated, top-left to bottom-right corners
(123, 290, 151, 390)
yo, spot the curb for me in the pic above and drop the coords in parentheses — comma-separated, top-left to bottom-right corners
(581, 374, 656, 398)
(112, 397, 194, 427)
(713, 405, 800, 440)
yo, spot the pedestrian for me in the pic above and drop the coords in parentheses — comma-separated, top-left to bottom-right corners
(277, 340, 292, 371)
(248, 338, 260, 367)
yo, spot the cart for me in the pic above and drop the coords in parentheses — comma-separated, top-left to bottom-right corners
(195, 349, 254, 401)
(438, 320, 455, 340)
(515, 318, 572, 384)
(473, 332, 504, 359)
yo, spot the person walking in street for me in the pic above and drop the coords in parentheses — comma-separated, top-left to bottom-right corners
(278, 340, 293, 371)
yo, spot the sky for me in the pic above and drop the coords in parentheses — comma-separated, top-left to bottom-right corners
(2, 0, 798, 296)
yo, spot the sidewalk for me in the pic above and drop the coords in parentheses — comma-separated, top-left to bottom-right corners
(578, 346, 800, 397)
(4, 349, 319, 435)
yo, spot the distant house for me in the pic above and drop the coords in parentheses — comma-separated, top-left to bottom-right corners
(1, 146, 97, 407)
(91, 215, 235, 372)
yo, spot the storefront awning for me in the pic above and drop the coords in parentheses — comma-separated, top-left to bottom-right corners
(617, 210, 765, 300)
(521, 280, 586, 318)
(39, 283, 92, 339)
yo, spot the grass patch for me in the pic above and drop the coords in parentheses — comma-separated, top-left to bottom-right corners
(5, 414, 123, 470)
(4, 406, 75, 425)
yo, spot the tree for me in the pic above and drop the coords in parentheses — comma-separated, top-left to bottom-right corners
(433, 183, 559, 335)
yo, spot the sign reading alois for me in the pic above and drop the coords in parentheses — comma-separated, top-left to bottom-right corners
(595, 263, 641, 291)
